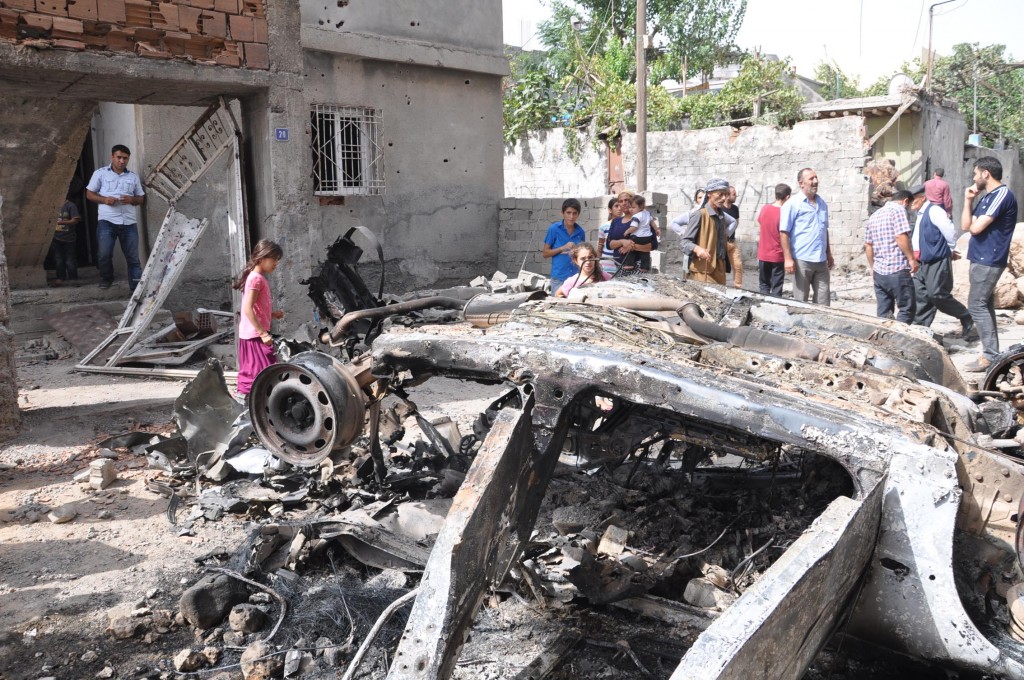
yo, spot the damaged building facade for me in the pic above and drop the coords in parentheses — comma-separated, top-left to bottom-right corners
(0, 0, 507, 437)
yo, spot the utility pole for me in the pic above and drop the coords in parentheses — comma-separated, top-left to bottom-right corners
(635, 0, 647, 192)
(926, 0, 956, 91)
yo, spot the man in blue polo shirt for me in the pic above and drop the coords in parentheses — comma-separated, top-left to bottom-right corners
(961, 156, 1019, 372)
(542, 198, 586, 294)
(86, 144, 146, 291)
(780, 167, 833, 305)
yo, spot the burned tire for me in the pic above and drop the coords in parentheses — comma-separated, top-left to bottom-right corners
(981, 343, 1024, 392)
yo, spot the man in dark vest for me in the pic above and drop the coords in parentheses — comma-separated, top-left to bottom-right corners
(910, 184, 974, 337)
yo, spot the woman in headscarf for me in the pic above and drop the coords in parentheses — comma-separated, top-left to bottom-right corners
(679, 178, 736, 284)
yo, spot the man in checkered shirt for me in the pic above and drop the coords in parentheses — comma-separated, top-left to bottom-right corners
(864, 189, 919, 323)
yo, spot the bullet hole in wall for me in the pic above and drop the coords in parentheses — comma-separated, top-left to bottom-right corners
(337, 0, 349, 6)
(336, 20, 344, 28)
(410, 21, 420, 26)
(443, 159, 448, 163)
(388, 142, 393, 147)
(465, 80, 471, 85)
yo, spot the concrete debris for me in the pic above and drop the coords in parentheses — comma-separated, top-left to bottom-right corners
(228, 604, 267, 634)
(173, 648, 207, 672)
(239, 640, 283, 680)
(89, 459, 117, 490)
(46, 504, 77, 524)
(178, 573, 249, 630)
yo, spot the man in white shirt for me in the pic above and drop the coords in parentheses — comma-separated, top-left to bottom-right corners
(86, 144, 146, 291)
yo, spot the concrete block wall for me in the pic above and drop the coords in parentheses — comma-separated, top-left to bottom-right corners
(0, 199, 22, 441)
(505, 117, 874, 269)
(497, 193, 668, 276)
(0, 0, 268, 68)
(504, 128, 608, 198)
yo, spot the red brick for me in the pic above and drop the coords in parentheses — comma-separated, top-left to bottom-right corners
(251, 14, 264, 41)
(177, 4, 198, 32)
(0, 8, 20, 22)
(35, 0, 68, 16)
(105, 25, 133, 49)
(20, 12, 53, 29)
(51, 14, 82, 36)
(241, 0, 262, 17)
(5, 0, 36, 10)
(227, 13, 250, 40)
(190, 0, 213, 8)
(242, 40, 266, 68)
(67, 0, 96, 20)
(199, 9, 223, 37)
(213, 50, 239, 66)
(54, 37, 85, 48)
(152, 2, 176, 29)
(96, 0, 125, 24)
(213, 0, 237, 12)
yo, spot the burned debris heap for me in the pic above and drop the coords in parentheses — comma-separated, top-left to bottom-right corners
(120, 232, 1024, 679)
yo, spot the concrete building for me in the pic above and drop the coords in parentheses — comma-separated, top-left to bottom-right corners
(0, 0, 508, 438)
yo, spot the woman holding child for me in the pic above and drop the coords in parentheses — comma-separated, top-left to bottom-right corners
(599, 191, 654, 274)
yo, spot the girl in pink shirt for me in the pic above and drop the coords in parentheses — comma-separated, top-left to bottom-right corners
(555, 242, 611, 297)
(232, 239, 284, 397)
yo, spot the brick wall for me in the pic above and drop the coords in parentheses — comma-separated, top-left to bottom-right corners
(497, 193, 669, 276)
(0, 0, 268, 68)
(505, 118, 874, 268)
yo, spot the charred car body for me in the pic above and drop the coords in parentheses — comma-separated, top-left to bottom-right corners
(245, 233, 1024, 679)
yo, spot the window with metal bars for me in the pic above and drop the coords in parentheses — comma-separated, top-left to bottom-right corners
(310, 105, 385, 196)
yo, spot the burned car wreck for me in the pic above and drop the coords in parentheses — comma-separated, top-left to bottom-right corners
(210, 232, 1024, 679)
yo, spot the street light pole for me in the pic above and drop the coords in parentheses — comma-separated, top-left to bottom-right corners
(926, 0, 956, 91)
(635, 0, 647, 192)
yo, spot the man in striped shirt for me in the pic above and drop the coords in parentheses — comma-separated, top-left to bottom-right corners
(864, 190, 918, 322)
(961, 156, 1020, 372)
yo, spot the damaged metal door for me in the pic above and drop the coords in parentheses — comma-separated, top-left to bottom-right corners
(76, 98, 248, 375)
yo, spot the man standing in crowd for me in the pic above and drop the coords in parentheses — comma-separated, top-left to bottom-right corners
(722, 185, 742, 288)
(910, 184, 974, 336)
(756, 183, 791, 296)
(86, 144, 146, 291)
(961, 156, 1019, 372)
(864, 190, 918, 322)
(680, 179, 734, 285)
(925, 167, 953, 218)
(781, 168, 833, 305)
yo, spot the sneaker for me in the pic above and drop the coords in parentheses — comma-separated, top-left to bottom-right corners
(962, 356, 991, 373)
(99, 281, 112, 289)
(960, 319, 978, 340)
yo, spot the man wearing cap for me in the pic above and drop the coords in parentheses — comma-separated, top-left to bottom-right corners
(864, 190, 918, 322)
(961, 156, 1019, 372)
(780, 168, 833, 305)
(910, 183, 974, 336)
(680, 179, 736, 285)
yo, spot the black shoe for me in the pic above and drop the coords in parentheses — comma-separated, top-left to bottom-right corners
(961, 319, 978, 340)
(99, 281, 112, 289)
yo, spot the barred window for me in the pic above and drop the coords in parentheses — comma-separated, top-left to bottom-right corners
(310, 105, 385, 196)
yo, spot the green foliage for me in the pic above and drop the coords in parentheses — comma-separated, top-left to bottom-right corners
(813, 62, 862, 100)
(928, 43, 1024, 147)
(681, 55, 805, 129)
(502, 0, 747, 148)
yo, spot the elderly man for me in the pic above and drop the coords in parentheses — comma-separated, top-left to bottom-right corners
(910, 184, 973, 335)
(961, 156, 1020, 372)
(680, 178, 736, 285)
(864, 190, 918, 322)
(780, 168, 833, 305)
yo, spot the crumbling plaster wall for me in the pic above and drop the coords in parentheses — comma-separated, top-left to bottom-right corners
(0, 199, 21, 440)
(302, 52, 504, 293)
(505, 118, 874, 268)
(921, 104, 969, 220)
(504, 128, 608, 199)
(0, 95, 96, 287)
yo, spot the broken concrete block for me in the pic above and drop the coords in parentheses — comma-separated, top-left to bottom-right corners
(240, 640, 284, 680)
(597, 525, 629, 557)
(469, 276, 488, 288)
(683, 577, 736, 610)
(89, 459, 117, 490)
(179, 574, 249, 629)
(491, 270, 509, 283)
(107, 615, 145, 640)
(229, 604, 268, 633)
(47, 505, 77, 524)
(174, 648, 207, 672)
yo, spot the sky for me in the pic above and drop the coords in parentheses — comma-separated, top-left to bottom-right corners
(503, 0, 1024, 87)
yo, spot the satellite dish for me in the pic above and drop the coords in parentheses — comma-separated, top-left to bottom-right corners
(888, 73, 914, 97)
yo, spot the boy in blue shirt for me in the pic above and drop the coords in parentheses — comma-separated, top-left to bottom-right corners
(542, 198, 585, 294)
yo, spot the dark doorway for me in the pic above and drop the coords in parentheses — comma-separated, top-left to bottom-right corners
(43, 131, 98, 275)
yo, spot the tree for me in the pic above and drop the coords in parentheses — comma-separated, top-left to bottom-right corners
(813, 62, 862, 100)
(681, 54, 805, 129)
